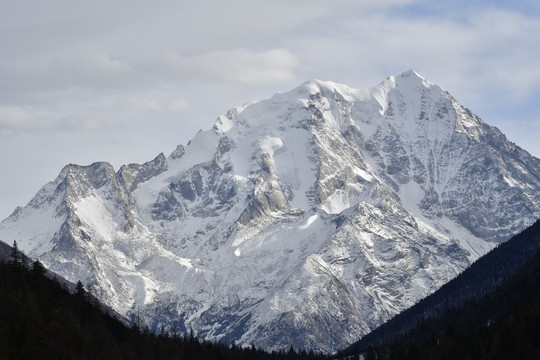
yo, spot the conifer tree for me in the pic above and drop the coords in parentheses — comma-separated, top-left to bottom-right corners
(75, 280, 86, 298)
(31, 259, 47, 276)
(9, 240, 22, 268)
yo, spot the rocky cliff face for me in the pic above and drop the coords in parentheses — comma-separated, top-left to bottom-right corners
(2, 70, 540, 353)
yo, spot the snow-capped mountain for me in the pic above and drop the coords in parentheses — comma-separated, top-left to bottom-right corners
(2, 70, 540, 353)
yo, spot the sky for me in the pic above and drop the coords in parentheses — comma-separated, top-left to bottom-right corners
(1, 0, 539, 220)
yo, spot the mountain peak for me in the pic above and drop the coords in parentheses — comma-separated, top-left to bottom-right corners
(3, 71, 540, 354)
(400, 69, 426, 80)
(394, 69, 429, 84)
(381, 69, 435, 93)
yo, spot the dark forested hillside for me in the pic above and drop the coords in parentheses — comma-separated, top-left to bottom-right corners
(337, 219, 540, 359)
(0, 246, 326, 360)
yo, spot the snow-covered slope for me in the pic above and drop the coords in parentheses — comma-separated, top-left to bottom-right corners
(2, 70, 540, 353)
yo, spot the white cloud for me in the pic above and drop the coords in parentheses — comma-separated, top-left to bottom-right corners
(167, 99, 191, 113)
(112, 96, 191, 115)
(184, 48, 298, 84)
(125, 97, 163, 113)
(135, 48, 297, 85)
(1, 1, 418, 97)
(0, 106, 39, 130)
(0, 105, 104, 133)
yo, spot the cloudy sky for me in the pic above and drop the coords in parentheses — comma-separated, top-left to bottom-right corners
(1, 0, 539, 219)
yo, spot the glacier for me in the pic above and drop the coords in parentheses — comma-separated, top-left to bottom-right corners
(2, 70, 540, 353)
